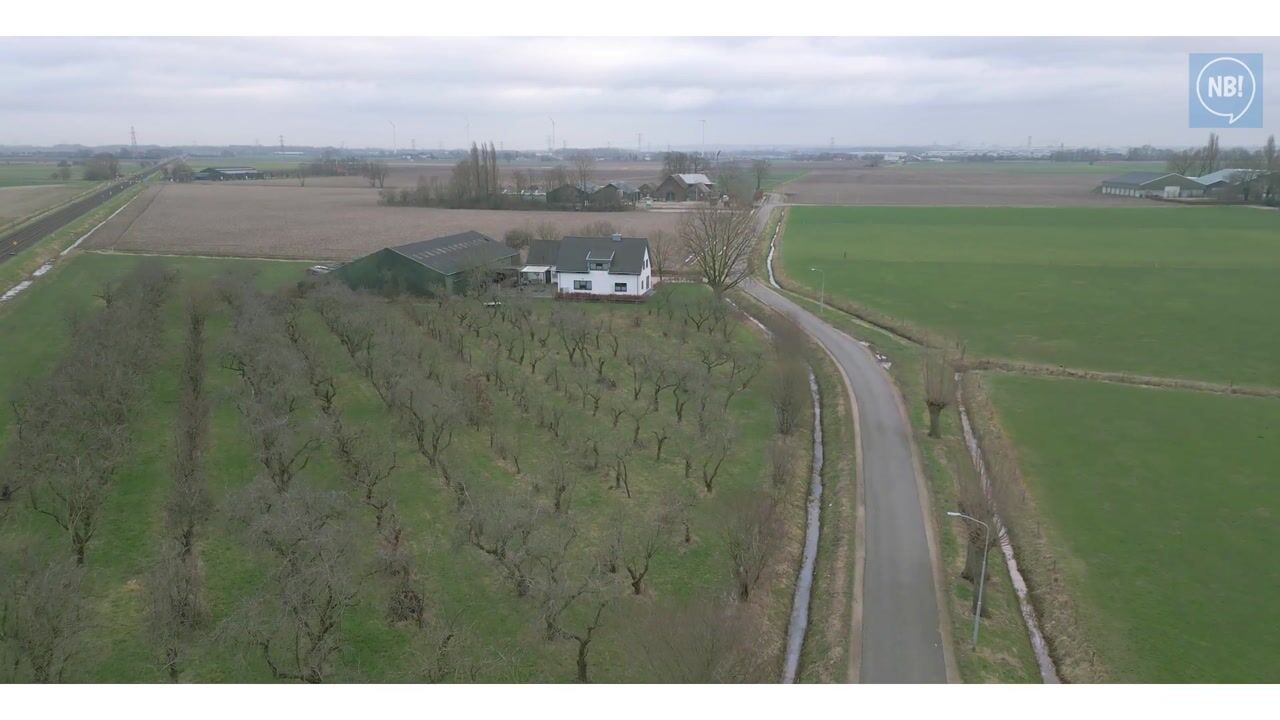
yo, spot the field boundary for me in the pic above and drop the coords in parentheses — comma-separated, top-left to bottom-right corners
(959, 373, 1105, 682)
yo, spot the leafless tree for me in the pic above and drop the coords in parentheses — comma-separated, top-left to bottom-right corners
(680, 206, 758, 299)
(146, 543, 209, 681)
(769, 358, 808, 435)
(751, 158, 773, 193)
(633, 597, 765, 682)
(364, 160, 390, 188)
(924, 350, 956, 439)
(724, 490, 779, 601)
(0, 556, 86, 682)
(230, 485, 357, 683)
(571, 151, 595, 190)
(648, 229, 677, 280)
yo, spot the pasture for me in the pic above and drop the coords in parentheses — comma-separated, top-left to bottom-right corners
(779, 206, 1280, 387)
(0, 253, 808, 682)
(984, 374, 1280, 682)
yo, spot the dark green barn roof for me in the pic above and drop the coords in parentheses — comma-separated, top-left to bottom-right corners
(389, 231, 518, 276)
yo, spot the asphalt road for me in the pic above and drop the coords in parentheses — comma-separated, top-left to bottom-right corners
(748, 198, 951, 683)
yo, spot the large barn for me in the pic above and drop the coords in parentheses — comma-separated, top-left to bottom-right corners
(1099, 172, 1205, 199)
(336, 231, 518, 296)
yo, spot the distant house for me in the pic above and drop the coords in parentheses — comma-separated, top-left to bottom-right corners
(337, 231, 518, 296)
(520, 234, 653, 299)
(193, 166, 263, 181)
(651, 173, 716, 202)
(589, 183, 626, 208)
(1099, 172, 1205, 199)
(546, 182, 595, 206)
(637, 182, 656, 197)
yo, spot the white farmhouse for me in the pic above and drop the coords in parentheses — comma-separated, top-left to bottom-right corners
(522, 233, 653, 299)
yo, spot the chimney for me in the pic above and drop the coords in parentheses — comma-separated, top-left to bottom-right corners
(611, 232, 622, 242)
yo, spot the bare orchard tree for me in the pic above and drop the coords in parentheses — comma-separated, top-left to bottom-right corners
(924, 350, 956, 439)
(146, 542, 209, 681)
(724, 489, 779, 601)
(633, 597, 765, 682)
(0, 555, 86, 682)
(769, 357, 808, 435)
(679, 205, 758, 299)
(231, 486, 358, 683)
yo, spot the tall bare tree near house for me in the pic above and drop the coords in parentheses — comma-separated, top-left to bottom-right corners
(680, 205, 758, 299)
(924, 350, 956, 439)
(0, 555, 86, 682)
(647, 229, 677, 281)
(751, 158, 773, 193)
(572, 151, 595, 190)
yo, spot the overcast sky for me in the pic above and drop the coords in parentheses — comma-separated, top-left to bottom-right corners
(1, 37, 1276, 150)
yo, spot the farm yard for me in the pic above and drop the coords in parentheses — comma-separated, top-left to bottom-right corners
(87, 183, 687, 260)
(777, 161, 1168, 206)
(773, 202, 1280, 683)
(0, 252, 813, 683)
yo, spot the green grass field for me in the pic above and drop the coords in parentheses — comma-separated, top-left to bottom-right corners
(1, 253, 804, 682)
(781, 206, 1280, 387)
(986, 375, 1280, 682)
(0, 163, 80, 187)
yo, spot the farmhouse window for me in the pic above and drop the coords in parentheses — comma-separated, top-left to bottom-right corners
(574, 280, 592, 291)
(614, 282, 627, 293)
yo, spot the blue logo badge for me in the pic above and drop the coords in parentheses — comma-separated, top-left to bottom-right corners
(1190, 53, 1263, 128)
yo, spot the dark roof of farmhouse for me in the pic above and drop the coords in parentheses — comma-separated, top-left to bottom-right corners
(526, 238, 560, 266)
(556, 236, 650, 274)
(1101, 171, 1198, 187)
(389, 231, 518, 275)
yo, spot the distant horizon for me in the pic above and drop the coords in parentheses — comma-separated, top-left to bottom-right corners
(3, 37, 1276, 150)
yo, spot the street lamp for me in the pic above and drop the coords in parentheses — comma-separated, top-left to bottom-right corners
(809, 267, 826, 314)
(947, 511, 990, 649)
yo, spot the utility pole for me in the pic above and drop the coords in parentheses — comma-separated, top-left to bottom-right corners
(700, 119, 706, 156)
(279, 135, 284, 152)
(130, 126, 137, 151)
(389, 120, 396, 156)
(550, 118, 556, 153)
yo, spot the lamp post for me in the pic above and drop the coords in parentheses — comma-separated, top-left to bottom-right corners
(947, 511, 990, 649)
(810, 267, 826, 314)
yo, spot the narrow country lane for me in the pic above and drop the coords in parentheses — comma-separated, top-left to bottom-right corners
(748, 197, 953, 683)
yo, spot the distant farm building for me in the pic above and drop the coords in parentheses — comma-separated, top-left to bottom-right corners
(336, 231, 518, 296)
(520, 233, 653, 299)
(652, 173, 716, 202)
(1099, 172, 1205, 199)
(192, 166, 263, 181)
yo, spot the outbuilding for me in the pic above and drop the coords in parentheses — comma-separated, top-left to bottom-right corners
(193, 166, 263, 181)
(1099, 172, 1205, 199)
(651, 173, 716, 202)
(336, 230, 518, 296)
